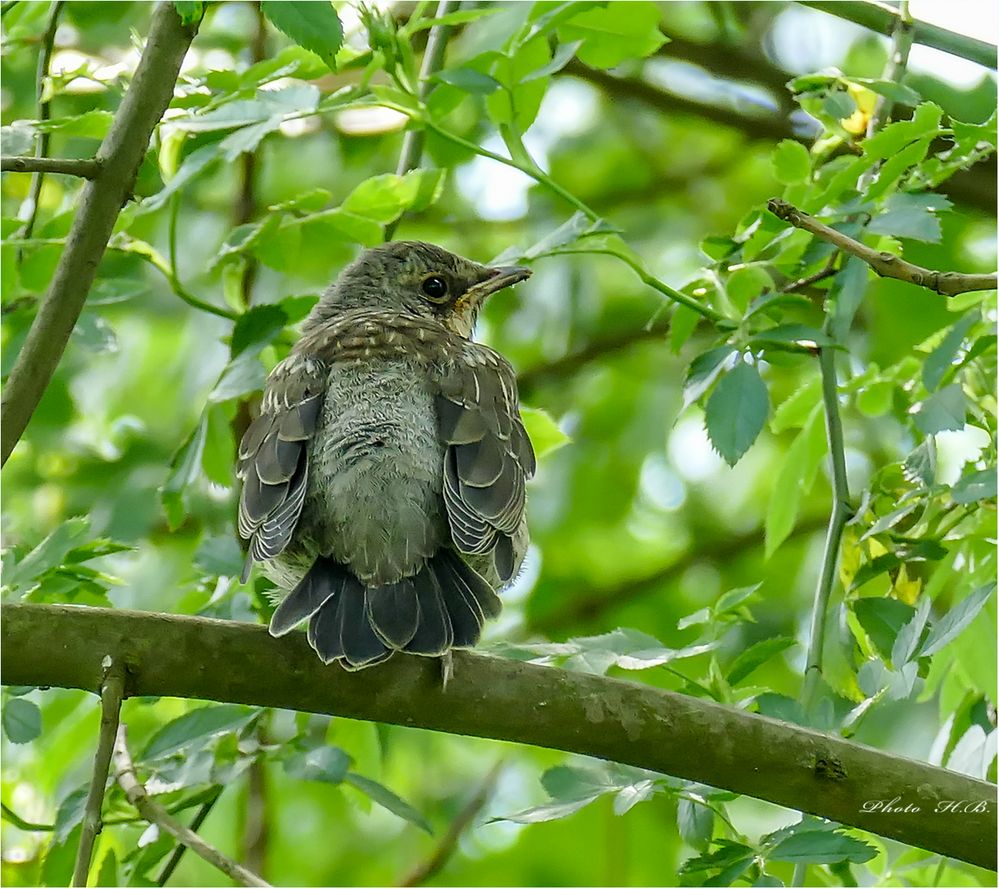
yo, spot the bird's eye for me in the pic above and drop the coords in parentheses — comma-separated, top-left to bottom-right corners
(421, 275, 449, 302)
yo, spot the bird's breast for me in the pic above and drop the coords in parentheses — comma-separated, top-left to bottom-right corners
(302, 359, 445, 584)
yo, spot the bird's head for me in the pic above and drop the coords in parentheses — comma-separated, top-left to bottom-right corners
(306, 241, 531, 338)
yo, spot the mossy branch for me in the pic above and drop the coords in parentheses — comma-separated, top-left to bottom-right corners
(2, 603, 995, 871)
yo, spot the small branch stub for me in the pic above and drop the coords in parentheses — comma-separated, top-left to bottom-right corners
(1, 156, 101, 178)
(767, 199, 998, 297)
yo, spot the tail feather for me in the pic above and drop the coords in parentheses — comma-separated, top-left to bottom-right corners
(273, 549, 501, 669)
(269, 556, 342, 637)
(365, 582, 420, 648)
(403, 569, 454, 655)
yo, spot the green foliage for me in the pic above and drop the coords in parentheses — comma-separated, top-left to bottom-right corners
(1, 1, 995, 886)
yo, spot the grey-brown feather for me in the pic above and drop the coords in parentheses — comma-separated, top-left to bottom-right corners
(236, 242, 534, 669)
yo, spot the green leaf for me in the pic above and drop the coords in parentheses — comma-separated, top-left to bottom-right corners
(231, 304, 288, 356)
(912, 384, 966, 434)
(53, 787, 87, 843)
(677, 796, 714, 850)
(749, 324, 831, 348)
(520, 406, 569, 458)
(143, 705, 258, 760)
(765, 406, 825, 557)
(670, 304, 700, 354)
(891, 595, 931, 667)
(727, 637, 796, 685)
(951, 467, 996, 504)
(2, 517, 90, 594)
(261, 1, 344, 70)
(284, 745, 352, 784)
(767, 830, 877, 864)
(851, 77, 921, 106)
(2, 698, 41, 744)
(682, 346, 736, 409)
(705, 360, 769, 467)
(522, 39, 582, 82)
(726, 266, 773, 312)
(499, 795, 601, 824)
(828, 256, 868, 342)
(868, 192, 952, 244)
(714, 583, 763, 615)
(141, 143, 220, 213)
(862, 102, 943, 159)
(772, 139, 811, 184)
(486, 36, 551, 130)
(919, 583, 995, 658)
(853, 597, 915, 659)
(345, 773, 433, 834)
(558, 2, 667, 69)
(772, 375, 822, 433)
(160, 416, 207, 528)
(433, 67, 501, 94)
(172, 2, 203, 25)
(202, 404, 234, 488)
(209, 351, 266, 403)
(923, 310, 979, 391)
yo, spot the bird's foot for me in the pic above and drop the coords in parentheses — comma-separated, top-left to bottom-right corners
(439, 650, 453, 689)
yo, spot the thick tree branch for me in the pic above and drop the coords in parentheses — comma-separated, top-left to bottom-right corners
(768, 199, 998, 296)
(2, 604, 994, 870)
(71, 657, 126, 888)
(800, 1, 997, 69)
(0, 2, 199, 467)
(113, 726, 270, 888)
(1, 156, 100, 178)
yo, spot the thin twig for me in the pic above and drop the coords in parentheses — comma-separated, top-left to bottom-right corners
(19, 0, 65, 249)
(72, 657, 127, 888)
(399, 760, 505, 887)
(0, 2, 201, 466)
(156, 788, 224, 887)
(113, 726, 271, 888)
(2, 156, 101, 178)
(792, 347, 851, 889)
(384, 0, 460, 242)
(768, 199, 997, 297)
(779, 256, 839, 294)
(866, 0, 914, 137)
(800, 1, 996, 69)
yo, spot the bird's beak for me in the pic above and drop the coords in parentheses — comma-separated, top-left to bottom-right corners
(462, 265, 532, 305)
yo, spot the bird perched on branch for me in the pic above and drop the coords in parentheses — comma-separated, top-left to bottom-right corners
(236, 242, 535, 671)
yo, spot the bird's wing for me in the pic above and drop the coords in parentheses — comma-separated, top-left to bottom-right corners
(433, 343, 536, 582)
(237, 352, 326, 579)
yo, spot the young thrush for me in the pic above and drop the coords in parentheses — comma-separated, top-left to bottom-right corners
(237, 241, 535, 670)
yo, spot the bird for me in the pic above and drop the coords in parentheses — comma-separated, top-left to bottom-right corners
(236, 241, 536, 671)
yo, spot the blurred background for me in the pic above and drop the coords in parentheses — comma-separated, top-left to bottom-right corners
(1, 1, 996, 885)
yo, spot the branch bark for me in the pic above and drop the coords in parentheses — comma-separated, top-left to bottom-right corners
(1, 156, 100, 178)
(0, 2, 199, 467)
(113, 726, 270, 888)
(768, 199, 998, 296)
(71, 657, 127, 887)
(2, 603, 995, 870)
(800, 1, 997, 69)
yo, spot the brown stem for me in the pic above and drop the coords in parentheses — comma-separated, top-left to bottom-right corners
(0, 2, 201, 466)
(113, 726, 270, 888)
(399, 760, 505, 886)
(2, 156, 100, 178)
(71, 658, 127, 887)
(768, 199, 997, 297)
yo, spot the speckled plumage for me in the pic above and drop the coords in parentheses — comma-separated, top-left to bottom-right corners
(236, 242, 534, 670)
